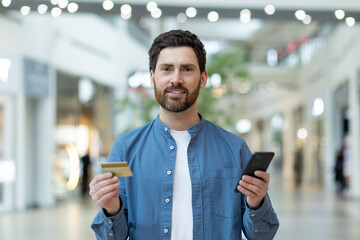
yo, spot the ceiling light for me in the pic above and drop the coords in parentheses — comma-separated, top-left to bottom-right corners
(20, 6, 31, 16)
(312, 98, 324, 116)
(121, 4, 132, 19)
(58, 0, 69, 9)
(67, 3, 79, 13)
(139, 17, 150, 29)
(102, 0, 114, 11)
(302, 15, 312, 24)
(345, 17, 355, 27)
(297, 128, 308, 139)
(295, 10, 306, 20)
(146, 1, 158, 12)
(236, 119, 252, 134)
(37, 4, 48, 14)
(151, 8, 162, 18)
(51, 7, 62, 17)
(334, 10, 345, 20)
(121, 4, 132, 15)
(185, 7, 197, 18)
(208, 11, 219, 22)
(50, 0, 59, 5)
(1, 0, 11, 7)
(264, 5, 276, 15)
(177, 13, 187, 23)
(240, 9, 251, 23)
(121, 12, 132, 20)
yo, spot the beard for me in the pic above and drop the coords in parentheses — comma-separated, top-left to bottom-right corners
(153, 79, 201, 113)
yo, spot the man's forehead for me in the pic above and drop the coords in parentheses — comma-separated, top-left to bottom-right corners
(157, 46, 198, 64)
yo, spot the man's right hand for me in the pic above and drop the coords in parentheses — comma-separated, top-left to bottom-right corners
(89, 172, 121, 216)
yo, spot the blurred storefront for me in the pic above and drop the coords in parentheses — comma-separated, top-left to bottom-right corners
(54, 71, 113, 200)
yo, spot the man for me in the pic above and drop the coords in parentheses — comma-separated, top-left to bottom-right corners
(90, 30, 279, 240)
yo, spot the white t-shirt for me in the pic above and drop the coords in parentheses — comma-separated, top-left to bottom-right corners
(170, 130, 192, 240)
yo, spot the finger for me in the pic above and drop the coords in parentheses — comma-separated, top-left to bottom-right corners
(91, 181, 120, 201)
(240, 179, 267, 196)
(254, 171, 270, 182)
(95, 189, 119, 206)
(241, 175, 267, 191)
(90, 172, 113, 188)
(237, 185, 260, 199)
(91, 175, 119, 193)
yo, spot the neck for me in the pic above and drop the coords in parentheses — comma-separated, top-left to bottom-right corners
(159, 105, 200, 131)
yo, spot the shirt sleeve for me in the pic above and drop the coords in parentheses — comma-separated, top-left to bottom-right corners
(242, 193, 280, 240)
(91, 138, 129, 240)
(91, 197, 128, 240)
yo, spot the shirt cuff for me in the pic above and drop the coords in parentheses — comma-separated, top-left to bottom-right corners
(244, 193, 271, 221)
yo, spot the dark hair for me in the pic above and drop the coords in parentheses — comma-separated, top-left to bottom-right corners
(148, 30, 206, 73)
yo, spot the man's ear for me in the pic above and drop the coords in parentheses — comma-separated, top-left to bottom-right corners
(200, 70, 208, 89)
(150, 70, 155, 89)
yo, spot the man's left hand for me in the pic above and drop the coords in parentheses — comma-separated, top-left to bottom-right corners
(236, 171, 270, 209)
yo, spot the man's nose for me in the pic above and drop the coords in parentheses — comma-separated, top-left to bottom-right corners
(170, 69, 183, 85)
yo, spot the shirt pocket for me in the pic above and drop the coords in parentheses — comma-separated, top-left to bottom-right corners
(208, 168, 242, 218)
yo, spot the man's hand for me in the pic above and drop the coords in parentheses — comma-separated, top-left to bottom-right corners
(236, 171, 270, 209)
(89, 172, 121, 216)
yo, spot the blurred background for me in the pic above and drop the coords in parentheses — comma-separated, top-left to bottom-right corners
(0, 0, 359, 239)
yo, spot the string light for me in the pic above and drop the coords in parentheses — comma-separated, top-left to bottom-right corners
(58, 0, 69, 9)
(121, 4, 132, 19)
(0, 2, 357, 27)
(240, 9, 251, 23)
(146, 1, 158, 12)
(264, 5, 276, 15)
(334, 10, 345, 20)
(102, 0, 114, 11)
(37, 4, 48, 14)
(186, 7, 197, 18)
(67, 2, 79, 13)
(345, 17, 355, 27)
(207, 11, 219, 22)
(151, 7, 162, 18)
(295, 10, 306, 20)
(1, 0, 11, 7)
(20, 6, 31, 16)
(51, 7, 62, 17)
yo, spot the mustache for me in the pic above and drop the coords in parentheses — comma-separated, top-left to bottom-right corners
(164, 86, 188, 93)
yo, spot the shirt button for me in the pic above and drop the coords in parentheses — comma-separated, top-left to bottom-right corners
(109, 232, 113, 236)
(170, 145, 175, 150)
(108, 219, 113, 224)
(165, 198, 170, 203)
(250, 213, 256, 217)
(164, 228, 169, 233)
(167, 170, 172, 175)
(164, 127, 168, 132)
(254, 229, 258, 233)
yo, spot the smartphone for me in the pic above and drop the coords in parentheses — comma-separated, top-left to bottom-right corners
(234, 152, 275, 193)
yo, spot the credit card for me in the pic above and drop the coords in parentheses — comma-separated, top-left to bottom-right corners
(101, 162, 133, 177)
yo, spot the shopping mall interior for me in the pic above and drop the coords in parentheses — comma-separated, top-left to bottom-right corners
(0, 0, 360, 239)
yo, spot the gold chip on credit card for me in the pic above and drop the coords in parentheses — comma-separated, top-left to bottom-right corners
(101, 162, 133, 177)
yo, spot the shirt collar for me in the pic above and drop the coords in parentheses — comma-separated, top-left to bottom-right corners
(154, 114, 205, 138)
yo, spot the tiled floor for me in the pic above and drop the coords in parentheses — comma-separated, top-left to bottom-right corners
(1, 176, 359, 240)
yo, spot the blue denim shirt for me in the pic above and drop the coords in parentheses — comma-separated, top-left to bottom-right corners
(91, 115, 279, 240)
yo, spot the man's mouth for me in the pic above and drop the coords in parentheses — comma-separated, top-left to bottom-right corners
(166, 88, 187, 97)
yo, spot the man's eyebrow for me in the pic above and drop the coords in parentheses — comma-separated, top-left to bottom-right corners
(181, 63, 197, 68)
(158, 63, 173, 67)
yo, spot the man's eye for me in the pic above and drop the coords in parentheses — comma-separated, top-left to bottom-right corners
(162, 67, 170, 71)
(184, 67, 192, 72)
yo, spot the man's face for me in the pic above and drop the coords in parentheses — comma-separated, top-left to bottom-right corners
(150, 47, 207, 113)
